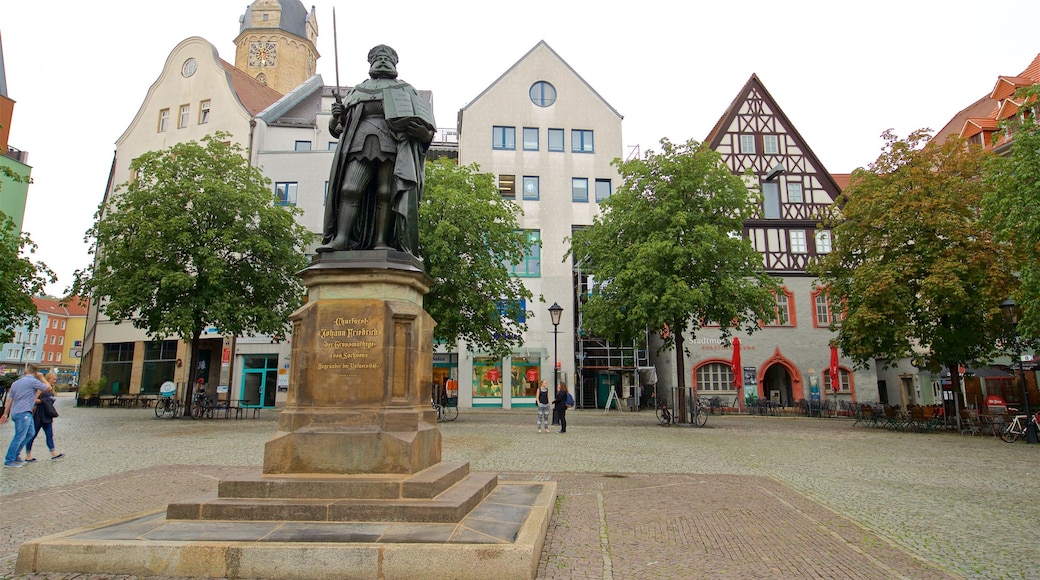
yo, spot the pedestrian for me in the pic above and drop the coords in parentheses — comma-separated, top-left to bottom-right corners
(536, 380, 552, 432)
(23, 372, 64, 462)
(1, 364, 47, 467)
(554, 383, 573, 434)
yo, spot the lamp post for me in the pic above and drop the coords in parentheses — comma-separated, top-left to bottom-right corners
(549, 301, 565, 392)
(1000, 299, 1036, 444)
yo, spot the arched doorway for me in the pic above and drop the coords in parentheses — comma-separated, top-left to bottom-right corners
(758, 348, 802, 407)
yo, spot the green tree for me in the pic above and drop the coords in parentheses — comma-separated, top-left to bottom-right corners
(420, 158, 534, 358)
(0, 213, 55, 343)
(68, 134, 311, 405)
(568, 139, 779, 408)
(814, 129, 1014, 394)
(983, 85, 1040, 339)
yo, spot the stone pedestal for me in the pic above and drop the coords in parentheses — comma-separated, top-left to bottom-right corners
(264, 252, 440, 475)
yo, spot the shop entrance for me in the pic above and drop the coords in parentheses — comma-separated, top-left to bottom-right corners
(762, 363, 794, 407)
(241, 354, 278, 408)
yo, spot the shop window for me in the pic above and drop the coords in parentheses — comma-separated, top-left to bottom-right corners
(472, 357, 503, 398)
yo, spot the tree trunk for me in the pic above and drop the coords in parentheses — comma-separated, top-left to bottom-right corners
(674, 327, 688, 423)
(182, 328, 204, 416)
(946, 360, 963, 428)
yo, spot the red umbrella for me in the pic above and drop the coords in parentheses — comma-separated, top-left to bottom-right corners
(731, 338, 743, 389)
(829, 346, 840, 392)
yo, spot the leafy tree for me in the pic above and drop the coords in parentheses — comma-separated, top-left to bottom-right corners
(568, 138, 779, 411)
(420, 158, 534, 358)
(68, 134, 311, 406)
(0, 213, 55, 343)
(814, 129, 1014, 395)
(983, 85, 1040, 339)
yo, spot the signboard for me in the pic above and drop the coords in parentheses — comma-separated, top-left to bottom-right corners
(221, 348, 231, 364)
(487, 369, 500, 382)
(216, 385, 229, 394)
(742, 367, 757, 387)
(71, 349, 83, 358)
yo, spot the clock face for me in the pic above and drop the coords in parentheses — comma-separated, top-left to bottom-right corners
(248, 42, 277, 67)
(181, 58, 197, 78)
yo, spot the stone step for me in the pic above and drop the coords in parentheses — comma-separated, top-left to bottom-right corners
(167, 471, 498, 524)
(216, 461, 470, 500)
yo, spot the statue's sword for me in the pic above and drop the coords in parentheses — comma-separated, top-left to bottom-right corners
(332, 7, 341, 104)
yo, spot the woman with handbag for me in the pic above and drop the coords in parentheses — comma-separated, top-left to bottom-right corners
(23, 373, 64, 462)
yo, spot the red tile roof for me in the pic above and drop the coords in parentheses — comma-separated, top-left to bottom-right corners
(933, 53, 1040, 149)
(220, 60, 283, 116)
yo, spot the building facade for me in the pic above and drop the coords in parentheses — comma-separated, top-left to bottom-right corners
(0, 31, 31, 235)
(651, 74, 880, 411)
(233, 0, 319, 95)
(456, 41, 629, 409)
(78, 5, 302, 404)
(0, 297, 86, 386)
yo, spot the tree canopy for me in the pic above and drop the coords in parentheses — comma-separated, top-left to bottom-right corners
(0, 213, 55, 343)
(983, 85, 1040, 340)
(568, 138, 779, 398)
(420, 158, 534, 358)
(814, 129, 1015, 380)
(69, 133, 311, 363)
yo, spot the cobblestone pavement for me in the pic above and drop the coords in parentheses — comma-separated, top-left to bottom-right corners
(1, 395, 1038, 579)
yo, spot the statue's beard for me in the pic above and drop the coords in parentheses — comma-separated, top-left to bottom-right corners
(370, 67, 398, 80)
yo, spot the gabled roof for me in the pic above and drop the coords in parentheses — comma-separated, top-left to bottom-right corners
(933, 53, 1040, 147)
(461, 40, 622, 120)
(30, 297, 87, 317)
(706, 73, 842, 195)
(221, 59, 283, 116)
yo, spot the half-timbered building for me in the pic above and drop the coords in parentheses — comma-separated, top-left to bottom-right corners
(651, 74, 879, 412)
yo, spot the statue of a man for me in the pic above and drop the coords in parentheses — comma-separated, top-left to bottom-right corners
(317, 45, 435, 257)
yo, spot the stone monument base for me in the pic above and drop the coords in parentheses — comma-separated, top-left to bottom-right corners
(16, 475, 556, 579)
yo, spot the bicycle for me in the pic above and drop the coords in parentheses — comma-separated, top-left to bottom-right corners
(432, 396, 458, 422)
(643, 388, 659, 411)
(154, 394, 179, 418)
(657, 397, 708, 427)
(1000, 411, 1040, 443)
(190, 393, 215, 419)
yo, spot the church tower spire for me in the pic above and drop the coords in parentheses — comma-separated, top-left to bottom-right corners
(234, 0, 318, 95)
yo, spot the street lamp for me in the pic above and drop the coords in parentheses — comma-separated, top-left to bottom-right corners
(999, 298, 1036, 444)
(549, 302, 563, 391)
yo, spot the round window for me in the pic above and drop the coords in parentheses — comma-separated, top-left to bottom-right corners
(529, 81, 557, 107)
(181, 58, 198, 78)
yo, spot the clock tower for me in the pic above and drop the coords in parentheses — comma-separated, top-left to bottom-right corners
(234, 0, 318, 95)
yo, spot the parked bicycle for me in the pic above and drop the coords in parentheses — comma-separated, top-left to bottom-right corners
(190, 392, 215, 419)
(1000, 411, 1040, 443)
(657, 397, 708, 427)
(154, 382, 179, 418)
(432, 394, 458, 422)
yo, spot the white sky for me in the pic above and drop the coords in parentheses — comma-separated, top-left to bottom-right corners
(4, 1, 1040, 297)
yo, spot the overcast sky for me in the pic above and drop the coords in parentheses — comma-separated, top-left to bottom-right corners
(4, 1, 1040, 296)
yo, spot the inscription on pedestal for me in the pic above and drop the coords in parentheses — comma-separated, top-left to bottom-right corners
(318, 317, 382, 372)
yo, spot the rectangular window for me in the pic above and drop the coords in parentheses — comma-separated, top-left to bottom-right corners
(787, 182, 803, 203)
(56, 353, 61, 363)
(328, 141, 337, 150)
(762, 182, 780, 218)
(492, 126, 516, 150)
(141, 340, 178, 394)
(53, 319, 59, 328)
(59, 336, 64, 345)
(49, 335, 56, 344)
(740, 134, 755, 154)
(548, 128, 564, 152)
(522, 176, 540, 200)
(814, 292, 842, 327)
(789, 230, 807, 253)
(572, 130, 594, 153)
(507, 230, 541, 277)
(47, 352, 54, 361)
(498, 174, 515, 199)
(763, 135, 779, 154)
(199, 100, 211, 124)
(61, 320, 66, 329)
(101, 342, 135, 395)
(158, 109, 169, 132)
(275, 182, 298, 206)
(510, 355, 539, 397)
(815, 230, 832, 254)
(472, 356, 504, 398)
(294, 140, 312, 151)
(572, 178, 589, 202)
(523, 127, 539, 151)
(178, 104, 190, 128)
(595, 179, 612, 202)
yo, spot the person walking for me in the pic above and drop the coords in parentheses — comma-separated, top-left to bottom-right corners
(536, 380, 552, 432)
(23, 372, 64, 462)
(1, 364, 47, 467)
(554, 383, 573, 434)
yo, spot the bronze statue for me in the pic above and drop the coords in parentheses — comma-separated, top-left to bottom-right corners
(318, 45, 435, 257)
